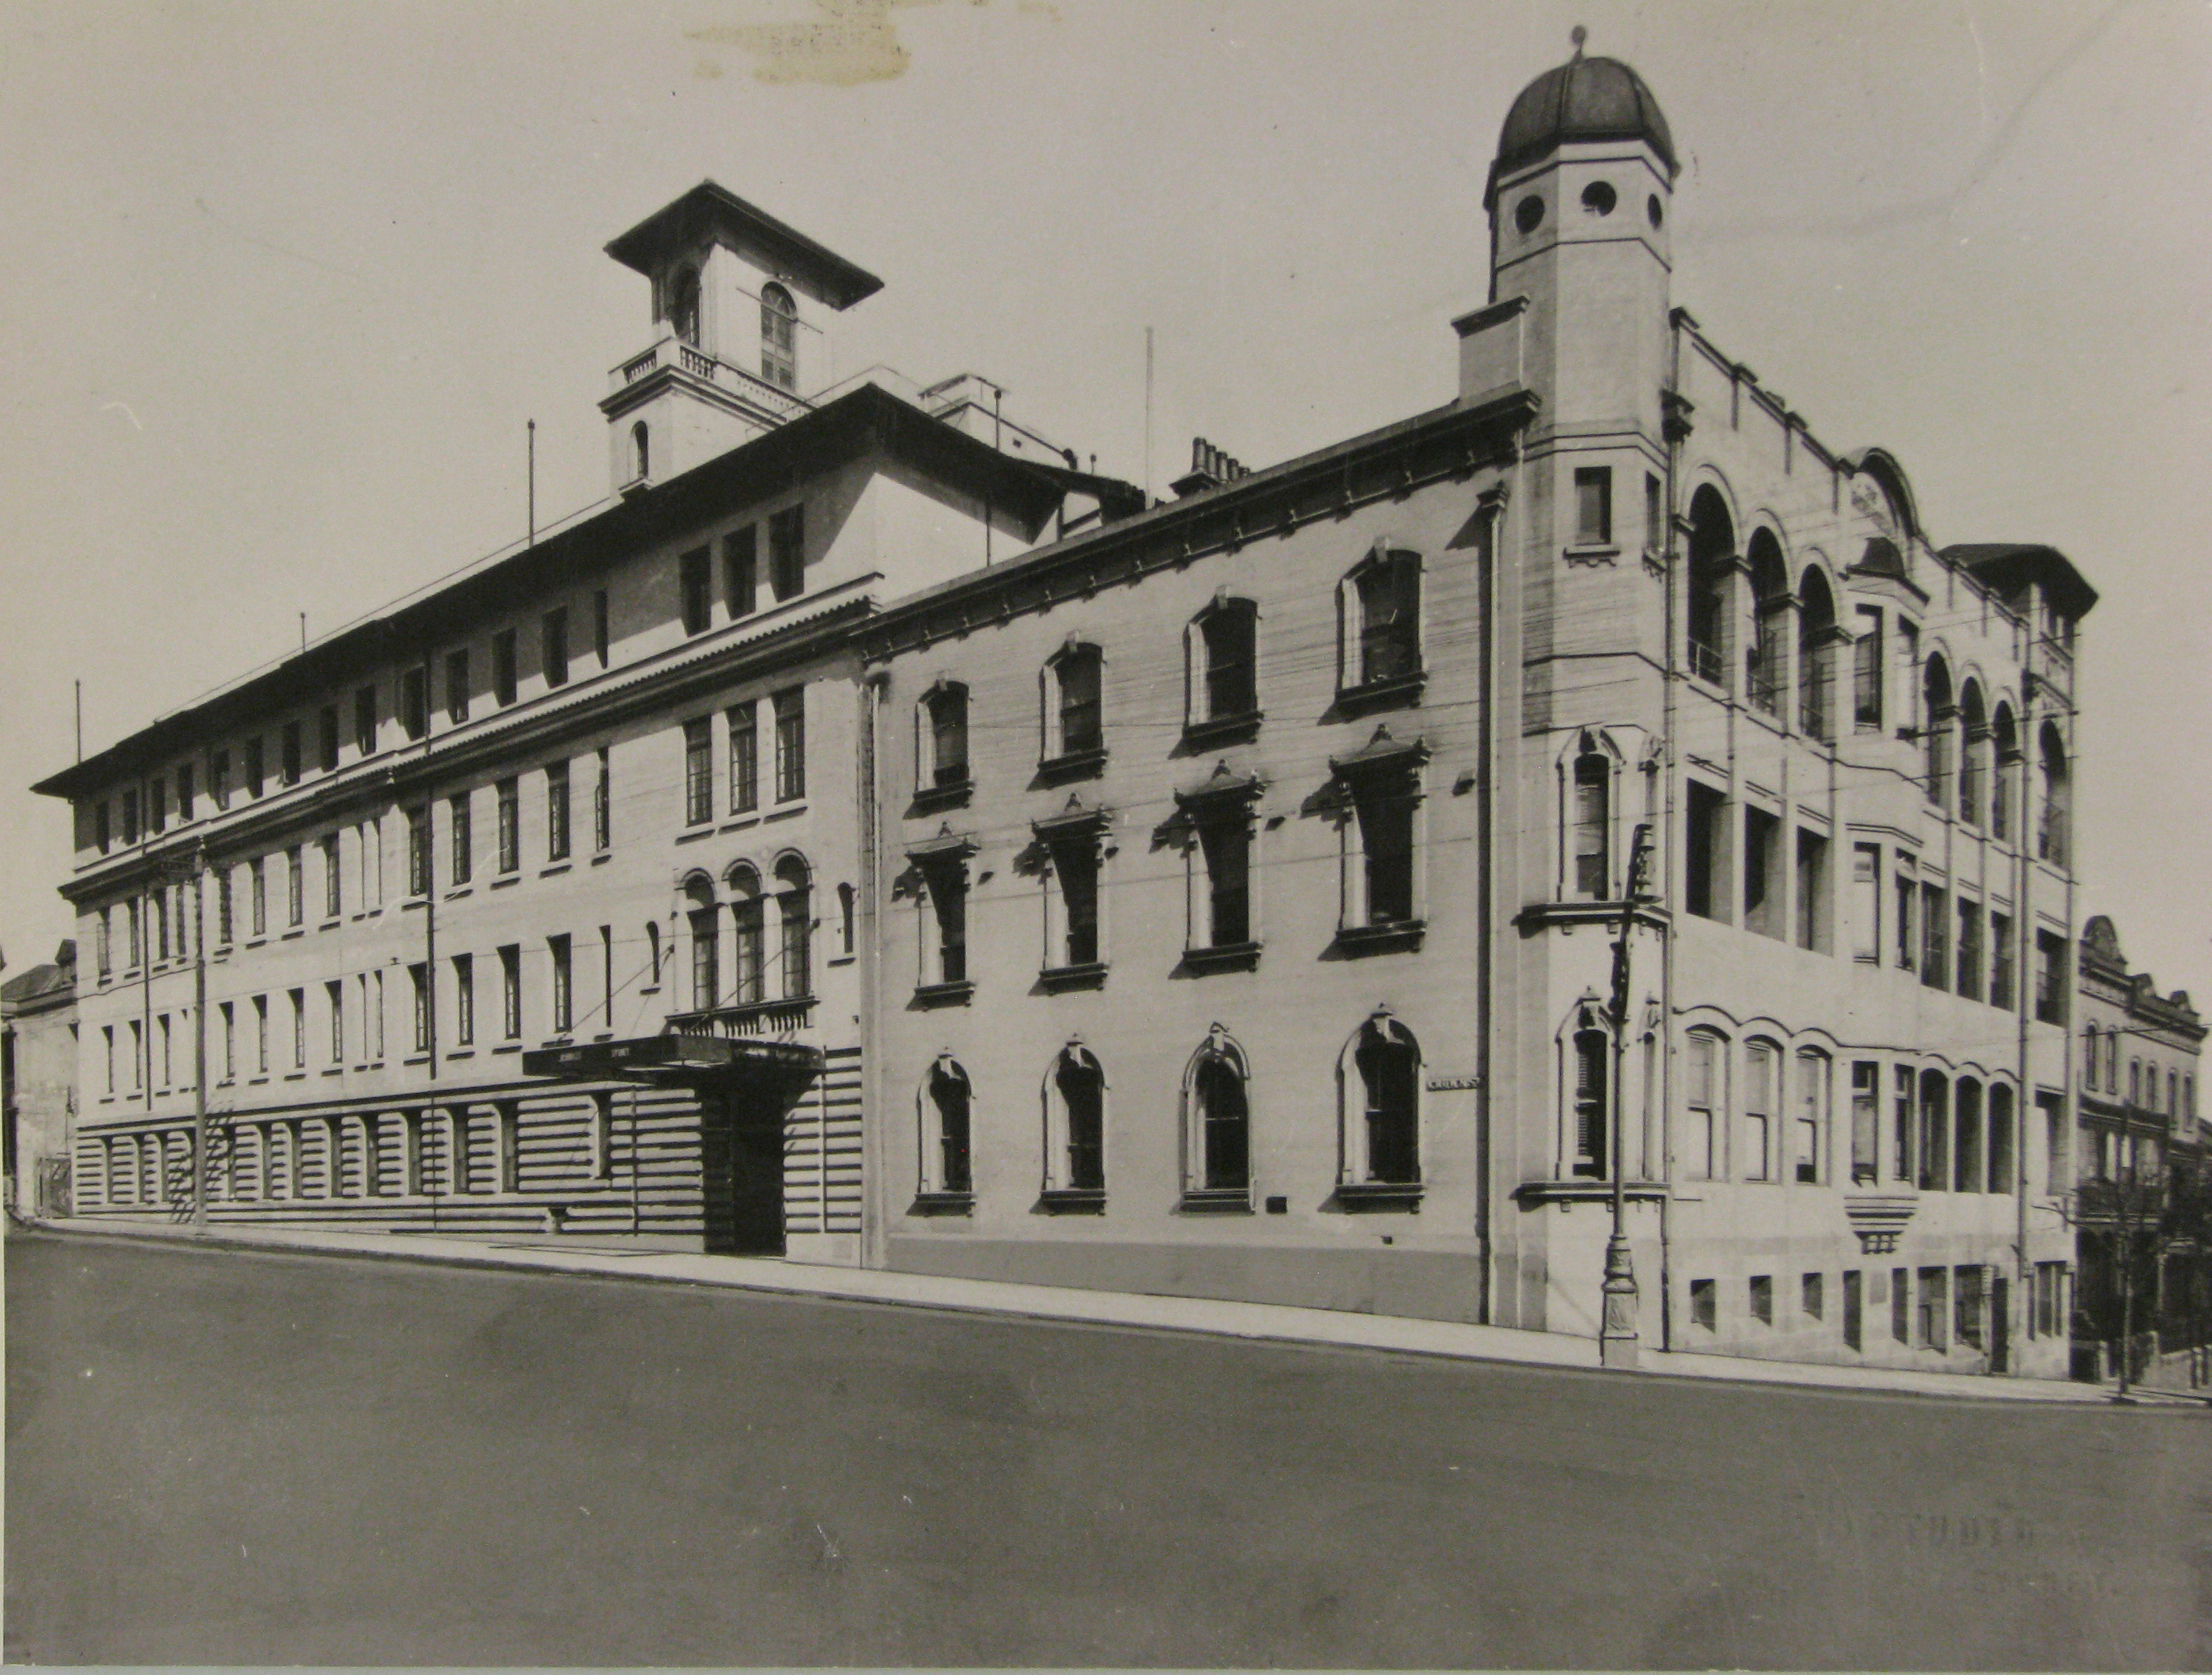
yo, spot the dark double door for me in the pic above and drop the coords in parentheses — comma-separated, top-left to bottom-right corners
(698, 1088, 790, 1256)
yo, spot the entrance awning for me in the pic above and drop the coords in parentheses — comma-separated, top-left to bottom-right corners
(521, 1033, 823, 1087)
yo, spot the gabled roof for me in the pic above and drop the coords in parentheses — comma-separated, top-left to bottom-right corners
(604, 181, 884, 310)
(0, 942, 75, 1012)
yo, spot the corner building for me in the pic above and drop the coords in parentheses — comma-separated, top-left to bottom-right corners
(858, 48, 2092, 1377)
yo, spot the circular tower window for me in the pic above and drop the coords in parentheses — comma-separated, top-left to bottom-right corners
(1514, 195, 1545, 234)
(1580, 180, 1617, 216)
(1647, 194, 1664, 229)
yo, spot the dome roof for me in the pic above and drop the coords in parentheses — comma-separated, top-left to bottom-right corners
(1493, 50, 1676, 181)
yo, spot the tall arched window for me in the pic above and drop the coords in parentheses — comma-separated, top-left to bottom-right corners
(1991, 702, 2019, 840)
(1344, 1011, 1421, 1189)
(1193, 1050, 1249, 1193)
(760, 282, 797, 390)
(1798, 568, 1837, 742)
(1954, 1077, 1984, 1193)
(1957, 681, 1987, 828)
(1571, 747, 1610, 900)
(1745, 530, 1788, 716)
(728, 863, 765, 1003)
(1917, 1069, 1950, 1191)
(2038, 722, 2069, 864)
(774, 854, 812, 1000)
(1045, 643, 1103, 762)
(1922, 654, 1954, 809)
(630, 420, 651, 484)
(1794, 1049, 1828, 1183)
(1571, 1025, 1609, 1178)
(1987, 1082, 2015, 1194)
(683, 874, 718, 1011)
(1044, 1044, 1107, 1197)
(1685, 485, 1734, 687)
(1347, 548, 1421, 688)
(669, 266, 701, 347)
(923, 1056, 972, 1197)
(1193, 597, 1259, 722)
(921, 681, 970, 789)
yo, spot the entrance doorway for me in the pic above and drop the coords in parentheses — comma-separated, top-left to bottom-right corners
(1991, 1274, 2011, 1373)
(699, 1089, 788, 1256)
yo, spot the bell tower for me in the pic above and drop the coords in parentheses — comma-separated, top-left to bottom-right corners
(598, 181, 884, 495)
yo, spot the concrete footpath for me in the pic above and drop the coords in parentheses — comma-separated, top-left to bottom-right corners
(26, 1213, 2206, 1408)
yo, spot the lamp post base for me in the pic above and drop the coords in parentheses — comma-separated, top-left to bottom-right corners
(1598, 1228, 1640, 1369)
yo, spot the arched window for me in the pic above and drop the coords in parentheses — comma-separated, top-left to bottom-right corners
(921, 1056, 972, 1198)
(774, 854, 811, 1001)
(2038, 722, 2069, 864)
(1571, 747, 1611, 900)
(1987, 1082, 2015, 1194)
(630, 420, 650, 484)
(1682, 1031, 1723, 1180)
(1045, 643, 1103, 762)
(683, 874, 718, 1011)
(1954, 1077, 1983, 1193)
(1344, 1010, 1421, 1188)
(728, 863, 765, 1003)
(1991, 702, 2019, 840)
(1044, 1043, 1106, 1196)
(1685, 486, 1734, 687)
(1347, 549, 1421, 688)
(1798, 568, 1837, 741)
(1193, 597, 1259, 723)
(1917, 1069, 1950, 1190)
(1957, 681, 1987, 828)
(669, 266, 701, 348)
(760, 282, 797, 390)
(1745, 530, 1788, 716)
(2082, 1024, 2099, 1089)
(837, 881, 856, 958)
(646, 919, 662, 989)
(1794, 1049, 1828, 1183)
(920, 682, 970, 789)
(1922, 655, 1954, 809)
(1189, 1036, 1251, 1194)
(1571, 1024, 1609, 1178)
(1743, 1039, 1778, 1182)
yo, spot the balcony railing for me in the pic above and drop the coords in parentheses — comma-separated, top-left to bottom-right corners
(609, 337, 814, 424)
(665, 997, 816, 1040)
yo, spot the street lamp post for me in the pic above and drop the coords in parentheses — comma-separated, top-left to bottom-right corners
(1600, 823, 1655, 1370)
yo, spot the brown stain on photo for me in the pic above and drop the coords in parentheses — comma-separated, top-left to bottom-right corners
(690, 0, 941, 87)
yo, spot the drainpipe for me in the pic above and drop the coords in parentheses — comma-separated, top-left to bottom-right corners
(1474, 480, 1506, 1324)
(1657, 315, 1689, 1353)
(2014, 672, 2035, 1371)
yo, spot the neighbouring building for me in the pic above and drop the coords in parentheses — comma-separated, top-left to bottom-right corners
(34, 45, 2111, 1378)
(3, 940, 79, 1217)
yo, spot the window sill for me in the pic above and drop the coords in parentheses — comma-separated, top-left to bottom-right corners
(1562, 542, 1621, 565)
(1037, 1187, 1106, 1215)
(1182, 710, 1262, 749)
(319, 917, 341, 932)
(1335, 1180, 1424, 1212)
(488, 875, 520, 891)
(721, 812, 762, 831)
(492, 1043, 523, 1055)
(248, 1076, 269, 1086)
(446, 1048, 475, 1061)
(1333, 670, 1426, 717)
(281, 928, 306, 941)
(401, 898, 427, 912)
(763, 801, 809, 823)
(1180, 940, 1262, 975)
(403, 1053, 430, 1066)
(1330, 920, 1426, 956)
(912, 980, 975, 1009)
(828, 954, 856, 968)
(282, 1071, 307, 1082)
(1177, 1189, 1253, 1215)
(541, 861, 572, 877)
(320, 1066, 343, 1077)
(590, 851, 612, 866)
(909, 1191, 973, 1217)
(675, 826, 718, 844)
(445, 886, 473, 901)
(1036, 747, 1107, 786)
(244, 938, 267, 949)
(909, 778, 973, 815)
(1037, 961, 1108, 993)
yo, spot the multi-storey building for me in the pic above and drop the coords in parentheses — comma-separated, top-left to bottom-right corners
(856, 45, 2094, 1376)
(35, 182, 1123, 1258)
(3, 939, 79, 1217)
(35, 45, 2114, 1379)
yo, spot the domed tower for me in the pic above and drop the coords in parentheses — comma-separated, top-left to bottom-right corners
(1470, 34, 1676, 440)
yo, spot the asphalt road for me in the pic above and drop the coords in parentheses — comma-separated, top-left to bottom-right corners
(7, 1226, 2210, 1669)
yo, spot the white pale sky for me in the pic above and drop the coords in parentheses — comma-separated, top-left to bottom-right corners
(2, 0, 2207, 1002)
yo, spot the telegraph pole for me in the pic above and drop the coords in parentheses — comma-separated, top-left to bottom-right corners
(192, 843, 208, 1234)
(1601, 823, 1656, 1369)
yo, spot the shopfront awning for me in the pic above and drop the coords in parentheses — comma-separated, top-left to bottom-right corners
(520, 1033, 823, 1087)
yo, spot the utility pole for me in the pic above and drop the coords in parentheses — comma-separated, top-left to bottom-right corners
(192, 842, 208, 1234)
(1601, 822, 1656, 1370)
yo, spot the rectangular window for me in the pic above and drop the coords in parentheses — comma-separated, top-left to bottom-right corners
(122, 786, 141, 844)
(401, 669, 428, 741)
(685, 719, 714, 825)
(725, 527, 758, 618)
(322, 833, 342, 919)
(550, 935, 572, 1035)
(768, 504, 804, 601)
(493, 630, 518, 707)
(94, 799, 111, 851)
(1893, 1064, 1916, 1184)
(1684, 1034, 1717, 1181)
(446, 649, 470, 723)
(1743, 1042, 1773, 1181)
(1843, 1270, 1864, 1350)
(406, 807, 431, 898)
(160, 1013, 172, 1085)
(729, 701, 758, 814)
(594, 747, 611, 851)
(154, 889, 170, 961)
(546, 761, 571, 861)
(1198, 810, 1252, 948)
(290, 987, 306, 1068)
(1895, 619, 1920, 740)
(926, 864, 967, 986)
(1802, 1273, 1824, 1322)
(1850, 844, 1880, 961)
(1794, 1052, 1824, 1183)
(1795, 828, 1828, 952)
(2036, 931, 2068, 1024)
(499, 945, 521, 1039)
(249, 858, 267, 938)
(1644, 472, 1662, 549)
(680, 546, 711, 635)
(450, 791, 472, 885)
(1685, 782, 1724, 921)
(281, 723, 302, 785)
(732, 895, 763, 1003)
(1853, 606, 1883, 730)
(1957, 899, 1983, 1001)
(244, 739, 264, 799)
(177, 763, 195, 820)
(1743, 805, 1780, 937)
(1689, 1278, 1716, 1330)
(409, 966, 429, 1053)
(253, 995, 269, 1074)
(354, 684, 376, 755)
(1355, 776, 1417, 926)
(287, 845, 306, 926)
(1058, 649, 1104, 757)
(318, 705, 340, 772)
(327, 980, 344, 1063)
(124, 897, 141, 968)
(129, 1019, 143, 1089)
(1917, 1266, 1950, 1351)
(97, 905, 113, 975)
(211, 749, 231, 809)
(593, 588, 609, 667)
(2033, 1261, 2065, 1338)
(1050, 838, 1101, 968)
(1920, 1075, 1950, 1191)
(693, 900, 721, 1010)
(1571, 756, 1609, 900)
(453, 953, 474, 1047)
(220, 1001, 234, 1082)
(1750, 1274, 1773, 1326)
(542, 607, 569, 688)
(779, 876, 811, 1001)
(1891, 1267, 1910, 1344)
(496, 778, 519, 873)
(773, 686, 805, 803)
(1850, 1061, 1879, 1184)
(150, 774, 169, 835)
(1573, 466, 1612, 545)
